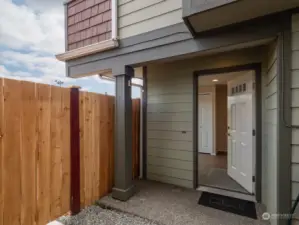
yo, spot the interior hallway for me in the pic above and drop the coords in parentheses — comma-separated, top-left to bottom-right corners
(198, 153, 249, 194)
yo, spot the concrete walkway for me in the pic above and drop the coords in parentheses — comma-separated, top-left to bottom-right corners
(98, 180, 269, 225)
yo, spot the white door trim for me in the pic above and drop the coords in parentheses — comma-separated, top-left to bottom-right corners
(198, 92, 214, 154)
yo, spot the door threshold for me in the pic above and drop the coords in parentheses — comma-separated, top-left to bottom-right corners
(197, 186, 256, 202)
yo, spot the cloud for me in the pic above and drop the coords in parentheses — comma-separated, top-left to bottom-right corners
(0, 0, 141, 97)
(0, 0, 64, 54)
(24, 0, 63, 11)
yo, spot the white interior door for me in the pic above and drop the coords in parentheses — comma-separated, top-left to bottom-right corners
(198, 93, 213, 154)
(227, 73, 254, 193)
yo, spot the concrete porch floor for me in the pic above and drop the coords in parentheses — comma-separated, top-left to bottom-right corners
(98, 180, 269, 225)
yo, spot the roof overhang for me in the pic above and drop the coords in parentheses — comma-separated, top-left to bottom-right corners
(183, 0, 299, 36)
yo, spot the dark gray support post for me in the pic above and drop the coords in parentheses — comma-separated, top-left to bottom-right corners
(112, 66, 135, 201)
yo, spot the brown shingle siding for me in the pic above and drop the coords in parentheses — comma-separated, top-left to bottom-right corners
(66, 0, 112, 50)
(91, 36, 99, 44)
(97, 22, 108, 34)
(68, 16, 75, 26)
(91, 5, 99, 16)
(94, 0, 106, 4)
(68, 0, 85, 8)
(81, 8, 92, 20)
(90, 14, 103, 26)
(85, 0, 95, 8)
(103, 10, 111, 22)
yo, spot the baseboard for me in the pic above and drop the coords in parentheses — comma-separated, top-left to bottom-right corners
(216, 151, 227, 155)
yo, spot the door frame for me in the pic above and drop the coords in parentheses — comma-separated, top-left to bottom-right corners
(193, 63, 262, 202)
(198, 92, 214, 154)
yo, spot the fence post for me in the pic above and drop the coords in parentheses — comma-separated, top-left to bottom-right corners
(70, 86, 80, 215)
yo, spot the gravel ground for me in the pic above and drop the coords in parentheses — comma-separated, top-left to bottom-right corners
(57, 205, 159, 225)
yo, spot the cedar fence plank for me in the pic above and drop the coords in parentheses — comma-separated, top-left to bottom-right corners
(20, 81, 37, 225)
(50, 86, 63, 219)
(36, 83, 51, 225)
(3, 79, 21, 225)
(0, 78, 3, 225)
(61, 87, 70, 214)
(79, 91, 85, 208)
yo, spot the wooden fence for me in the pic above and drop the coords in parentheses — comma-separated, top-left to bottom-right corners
(0, 78, 140, 225)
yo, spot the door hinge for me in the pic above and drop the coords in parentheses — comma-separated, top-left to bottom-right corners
(252, 176, 255, 182)
(252, 129, 256, 136)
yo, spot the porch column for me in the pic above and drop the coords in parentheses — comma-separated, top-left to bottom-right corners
(112, 66, 135, 201)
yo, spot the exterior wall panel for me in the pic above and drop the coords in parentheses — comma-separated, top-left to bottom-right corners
(66, 0, 112, 50)
(118, 0, 182, 38)
(262, 41, 279, 224)
(291, 13, 299, 219)
(146, 47, 268, 189)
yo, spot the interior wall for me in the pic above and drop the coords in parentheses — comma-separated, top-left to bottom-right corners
(146, 46, 267, 189)
(215, 84, 228, 153)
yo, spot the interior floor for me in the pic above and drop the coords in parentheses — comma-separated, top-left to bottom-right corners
(198, 153, 249, 194)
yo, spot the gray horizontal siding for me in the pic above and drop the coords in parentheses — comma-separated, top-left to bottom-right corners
(148, 139, 193, 151)
(148, 130, 192, 141)
(118, 0, 182, 38)
(146, 64, 193, 188)
(147, 156, 193, 170)
(148, 148, 193, 161)
(147, 165, 193, 180)
(262, 40, 279, 217)
(148, 103, 192, 113)
(147, 121, 192, 132)
(148, 112, 192, 122)
(148, 94, 192, 104)
(147, 173, 193, 188)
(291, 14, 299, 219)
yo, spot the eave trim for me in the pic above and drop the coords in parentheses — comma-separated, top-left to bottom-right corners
(56, 39, 119, 62)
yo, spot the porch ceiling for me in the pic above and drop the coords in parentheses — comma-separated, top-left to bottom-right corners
(198, 71, 252, 86)
(186, 0, 299, 35)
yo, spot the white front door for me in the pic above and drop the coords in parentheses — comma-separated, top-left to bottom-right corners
(227, 73, 254, 193)
(198, 93, 213, 154)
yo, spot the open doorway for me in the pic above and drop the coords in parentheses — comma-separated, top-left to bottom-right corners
(195, 65, 260, 200)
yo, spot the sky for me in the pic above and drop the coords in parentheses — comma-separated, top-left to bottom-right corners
(0, 0, 141, 96)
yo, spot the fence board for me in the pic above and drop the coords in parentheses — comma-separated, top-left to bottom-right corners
(79, 92, 85, 208)
(108, 96, 114, 191)
(79, 93, 116, 208)
(3, 79, 22, 225)
(50, 86, 62, 218)
(20, 81, 37, 225)
(36, 84, 51, 225)
(61, 88, 70, 214)
(92, 94, 100, 202)
(0, 78, 3, 225)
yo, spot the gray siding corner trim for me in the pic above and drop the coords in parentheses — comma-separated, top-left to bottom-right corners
(277, 20, 292, 220)
(66, 13, 287, 77)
